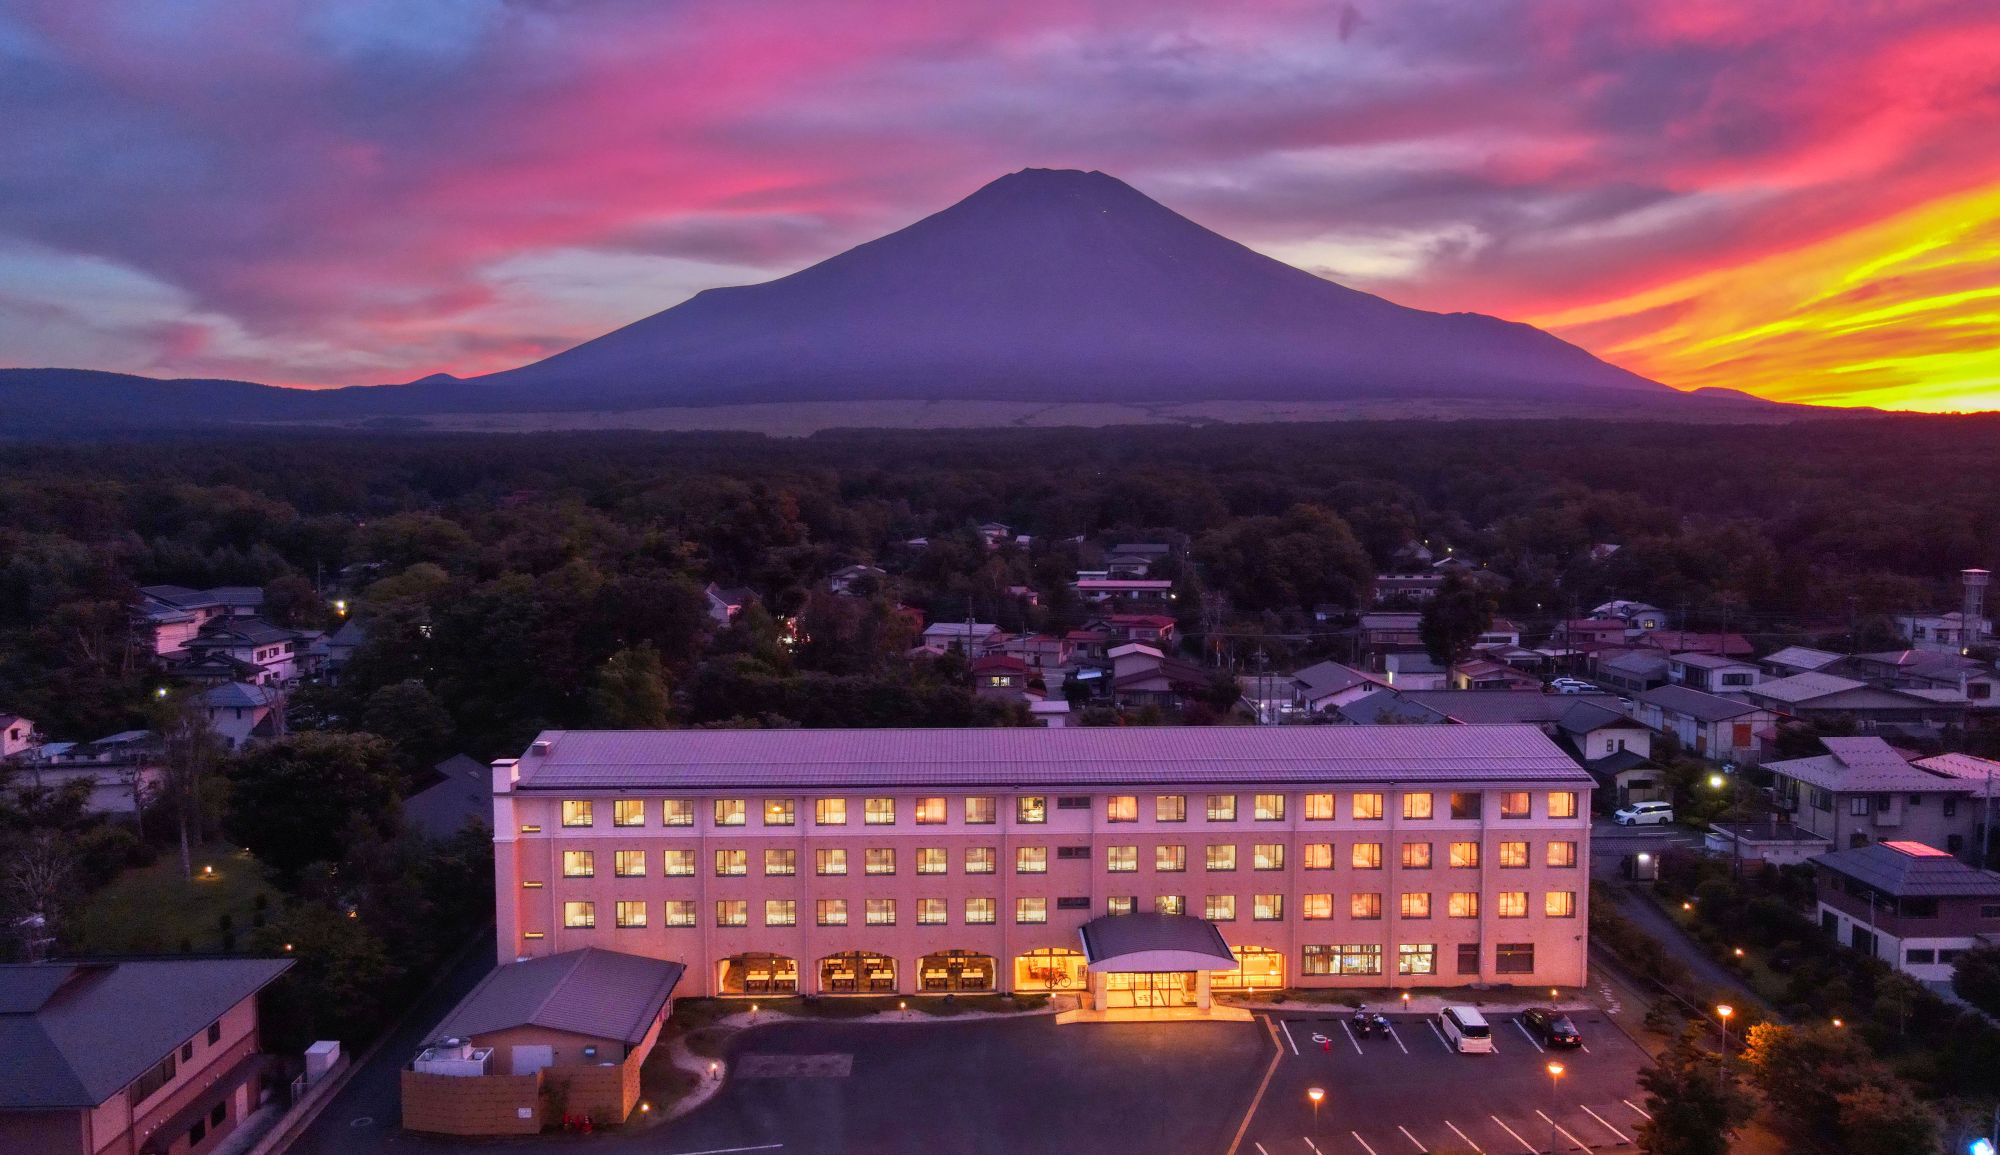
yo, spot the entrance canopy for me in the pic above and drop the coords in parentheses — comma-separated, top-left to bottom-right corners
(1078, 913, 1236, 972)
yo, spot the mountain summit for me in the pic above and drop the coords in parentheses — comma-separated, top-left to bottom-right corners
(463, 167, 1664, 408)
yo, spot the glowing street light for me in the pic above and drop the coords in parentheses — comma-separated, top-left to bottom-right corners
(1733, 947, 1745, 958)
(1716, 1004, 1735, 1060)
(1831, 1018, 1844, 1028)
(1547, 1062, 1565, 1152)
(1307, 1087, 1325, 1133)
(1709, 773, 1725, 789)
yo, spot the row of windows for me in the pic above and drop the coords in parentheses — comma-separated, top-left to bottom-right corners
(556, 791, 1582, 829)
(553, 891, 1579, 929)
(1302, 941, 1538, 976)
(554, 840, 1581, 878)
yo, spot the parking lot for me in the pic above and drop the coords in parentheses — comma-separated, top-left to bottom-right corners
(1245, 1008, 1652, 1155)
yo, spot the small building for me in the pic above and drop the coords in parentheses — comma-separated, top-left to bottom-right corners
(1358, 612, 1423, 652)
(1091, 614, 1177, 646)
(1704, 822, 1832, 867)
(970, 655, 1042, 705)
(1379, 651, 1445, 690)
(0, 713, 35, 759)
(133, 586, 265, 658)
(1592, 601, 1668, 629)
(1558, 618, 1631, 651)
(1556, 701, 1652, 764)
(826, 565, 887, 596)
(175, 620, 304, 687)
(1638, 630, 1753, 658)
(0, 957, 292, 1155)
(403, 754, 493, 842)
(1895, 610, 1991, 654)
(1108, 644, 1213, 713)
(1667, 653, 1761, 695)
(1743, 672, 1964, 737)
(1371, 574, 1444, 604)
(16, 730, 163, 814)
(1810, 840, 2000, 982)
(1448, 659, 1540, 692)
(200, 682, 283, 751)
(401, 949, 682, 1136)
(703, 583, 755, 626)
(1767, 737, 1983, 854)
(1286, 660, 1388, 714)
(1760, 646, 1843, 679)
(1000, 633, 1076, 671)
(1629, 685, 1776, 763)
(1595, 650, 1669, 695)
(919, 622, 1003, 657)
(1071, 579, 1175, 607)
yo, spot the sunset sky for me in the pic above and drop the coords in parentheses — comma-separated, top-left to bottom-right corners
(2, 1, 1998, 410)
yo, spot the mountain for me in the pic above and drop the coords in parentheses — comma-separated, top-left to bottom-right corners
(2, 168, 1774, 432)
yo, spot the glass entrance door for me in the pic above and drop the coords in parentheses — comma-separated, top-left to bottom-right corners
(1103, 971, 1197, 1008)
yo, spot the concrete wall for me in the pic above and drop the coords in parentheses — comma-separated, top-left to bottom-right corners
(400, 1071, 542, 1136)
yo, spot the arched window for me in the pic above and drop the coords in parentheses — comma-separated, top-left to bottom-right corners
(919, 951, 996, 992)
(1012, 947, 1086, 992)
(716, 953, 798, 996)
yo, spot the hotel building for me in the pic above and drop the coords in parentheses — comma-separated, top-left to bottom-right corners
(492, 726, 1592, 1008)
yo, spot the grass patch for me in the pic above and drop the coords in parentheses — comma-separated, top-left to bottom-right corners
(72, 843, 280, 955)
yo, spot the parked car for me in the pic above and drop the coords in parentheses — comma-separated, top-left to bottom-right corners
(1522, 1007, 1583, 1048)
(1440, 1005, 1493, 1053)
(1613, 800, 1675, 826)
(1549, 677, 1595, 694)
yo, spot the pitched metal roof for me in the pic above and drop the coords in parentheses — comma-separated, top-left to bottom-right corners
(1761, 645, 1842, 671)
(1397, 692, 1575, 725)
(1746, 672, 1867, 703)
(1635, 684, 1760, 722)
(1335, 690, 1451, 726)
(1811, 842, 2000, 897)
(432, 948, 682, 1047)
(1766, 737, 1965, 793)
(1669, 652, 1756, 670)
(1078, 913, 1236, 970)
(0, 958, 291, 1109)
(404, 754, 493, 840)
(1291, 661, 1384, 699)
(199, 681, 278, 709)
(509, 726, 1593, 790)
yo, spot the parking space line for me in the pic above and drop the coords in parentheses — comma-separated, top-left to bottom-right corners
(1580, 1104, 1632, 1143)
(1340, 1019, 1364, 1055)
(1534, 1110, 1590, 1153)
(1225, 1018, 1285, 1155)
(1303, 1139, 1324, 1155)
(662, 1147, 784, 1155)
(1350, 1131, 1380, 1155)
(1254, 1145, 1271, 1155)
(1622, 1098, 1653, 1120)
(1488, 1116, 1537, 1155)
(1280, 1017, 1300, 1055)
(1425, 1019, 1454, 1053)
(1511, 1019, 1544, 1053)
(1444, 1121, 1485, 1154)
(1397, 1124, 1428, 1152)
(1385, 1023, 1409, 1054)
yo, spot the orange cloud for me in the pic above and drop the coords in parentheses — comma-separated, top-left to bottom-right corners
(1530, 181, 2000, 411)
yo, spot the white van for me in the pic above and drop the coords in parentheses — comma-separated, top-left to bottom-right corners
(1440, 1005, 1494, 1053)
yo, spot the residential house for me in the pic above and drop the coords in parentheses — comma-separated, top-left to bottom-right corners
(305, 617, 367, 684)
(977, 522, 1013, 547)
(1090, 614, 1176, 646)
(1767, 737, 1983, 854)
(1071, 579, 1174, 607)
(1638, 630, 1753, 658)
(1286, 661, 1389, 714)
(918, 622, 1004, 657)
(970, 655, 1043, 705)
(1743, 672, 1965, 737)
(1005, 585, 1041, 607)
(1447, 659, 1541, 692)
(1390, 541, 1435, 567)
(1844, 649, 2000, 706)
(0, 957, 292, 1155)
(1334, 689, 1450, 725)
(1064, 628, 1113, 664)
(999, 633, 1075, 671)
(18, 731, 163, 814)
(401, 949, 681, 1135)
(1595, 650, 1669, 695)
(826, 565, 887, 596)
(703, 584, 755, 626)
(175, 620, 305, 687)
(1810, 841, 2000, 982)
(1896, 610, 1990, 654)
(200, 682, 283, 751)
(1760, 646, 1843, 679)
(1555, 701, 1653, 765)
(1703, 822, 1831, 868)
(1666, 652, 1761, 695)
(0, 714, 34, 759)
(1380, 651, 1446, 690)
(1629, 685, 1777, 763)
(1358, 612, 1424, 652)
(1475, 619, 1523, 648)
(1592, 601, 1667, 629)
(403, 754, 493, 842)
(1556, 618, 1631, 652)
(133, 586, 264, 658)
(1109, 644, 1214, 712)
(1371, 574, 1444, 604)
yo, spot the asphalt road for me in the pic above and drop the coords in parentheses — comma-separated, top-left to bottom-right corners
(1247, 1008, 1653, 1155)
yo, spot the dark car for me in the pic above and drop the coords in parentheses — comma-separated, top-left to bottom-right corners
(1523, 1007, 1583, 1048)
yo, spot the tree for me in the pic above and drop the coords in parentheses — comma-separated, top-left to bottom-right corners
(1193, 504, 1373, 613)
(1835, 1080, 1937, 1155)
(1, 831, 77, 961)
(1419, 573, 1497, 668)
(225, 733, 402, 881)
(1953, 944, 2000, 1018)
(1635, 1031, 1757, 1155)
(249, 901, 401, 1049)
(360, 680, 455, 769)
(155, 692, 224, 881)
(590, 644, 671, 728)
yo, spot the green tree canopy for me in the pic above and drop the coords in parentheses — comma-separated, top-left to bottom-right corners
(1419, 572, 1498, 668)
(225, 733, 402, 881)
(590, 644, 671, 728)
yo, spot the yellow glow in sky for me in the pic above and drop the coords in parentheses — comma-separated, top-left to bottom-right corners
(1530, 181, 2000, 412)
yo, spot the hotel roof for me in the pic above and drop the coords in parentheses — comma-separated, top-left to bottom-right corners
(508, 726, 1593, 791)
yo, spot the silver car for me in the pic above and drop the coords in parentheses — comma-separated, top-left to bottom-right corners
(1613, 800, 1675, 826)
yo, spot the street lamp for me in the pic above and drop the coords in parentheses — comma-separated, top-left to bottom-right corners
(1547, 1062, 1565, 1153)
(1550, 987, 1560, 1008)
(1307, 1087, 1325, 1134)
(1715, 1005, 1734, 1059)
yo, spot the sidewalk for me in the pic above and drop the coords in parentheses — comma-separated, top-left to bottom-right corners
(1604, 881, 1773, 1015)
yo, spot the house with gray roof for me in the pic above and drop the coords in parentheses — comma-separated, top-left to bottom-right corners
(1743, 671, 1967, 737)
(1811, 840, 2000, 982)
(403, 754, 492, 842)
(0, 957, 291, 1155)
(1630, 685, 1778, 763)
(1759, 646, 1843, 678)
(1768, 736, 1992, 856)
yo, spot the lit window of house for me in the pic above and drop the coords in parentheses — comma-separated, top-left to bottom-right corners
(613, 800, 645, 827)
(561, 801, 593, 827)
(563, 901, 595, 928)
(1206, 844, 1237, 872)
(562, 850, 595, 878)
(816, 798, 847, 825)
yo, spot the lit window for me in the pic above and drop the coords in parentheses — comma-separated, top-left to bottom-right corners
(1400, 892, 1431, 919)
(715, 849, 747, 877)
(613, 850, 645, 878)
(1448, 892, 1479, 918)
(1304, 793, 1335, 820)
(1016, 847, 1047, 874)
(1303, 893, 1333, 919)
(615, 901, 647, 929)
(918, 898, 947, 925)
(965, 897, 996, 924)
(1351, 842, 1383, 870)
(1107, 795, 1138, 822)
(1155, 894, 1185, 916)
(866, 898, 896, 926)
(1206, 844, 1237, 872)
(664, 900, 696, 927)
(1016, 897, 1047, 924)
(1107, 846, 1138, 873)
(1332, 944, 1383, 976)
(1499, 792, 1531, 820)
(966, 847, 996, 874)
(1398, 944, 1436, 976)
(815, 848, 847, 876)
(1351, 893, 1382, 920)
(1548, 792, 1578, 819)
(613, 800, 645, 827)
(817, 899, 847, 926)
(563, 901, 595, 928)
(1205, 894, 1237, 921)
(1303, 843, 1334, 870)
(1155, 795, 1186, 822)
(561, 801, 594, 828)
(1499, 842, 1529, 868)
(1401, 842, 1432, 870)
(914, 796, 947, 824)
(1017, 796, 1047, 824)
(1547, 841, 1578, 868)
(1403, 792, 1434, 820)
(1254, 844, 1285, 871)
(865, 848, 896, 875)
(1157, 844, 1187, 872)
(562, 850, 595, 878)
(1207, 794, 1237, 821)
(1545, 891, 1577, 918)
(864, 797, 896, 825)
(764, 798, 795, 826)
(1303, 944, 1335, 975)
(765, 849, 796, 876)
(916, 848, 948, 875)
(663, 849, 695, 876)
(1352, 793, 1384, 821)
(1107, 896, 1136, 916)
(1254, 794, 1286, 821)
(714, 799, 746, 827)
(816, 798, 847, 826)
(1254, 894, 1283, 921)
(1497, 892, 1528, 918)
(1449, 842, 1481, 868)
(765, 899, 796, 927)
(662, 799, 694, 827)
(965, 796, 996, 824)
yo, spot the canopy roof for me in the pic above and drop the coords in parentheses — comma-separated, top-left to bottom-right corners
(1078, 913, 1236, 972)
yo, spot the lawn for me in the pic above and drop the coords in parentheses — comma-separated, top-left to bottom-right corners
(72, 842, 281, 955)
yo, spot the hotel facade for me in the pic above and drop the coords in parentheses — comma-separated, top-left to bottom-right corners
(492, 726, 1593, 1007)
